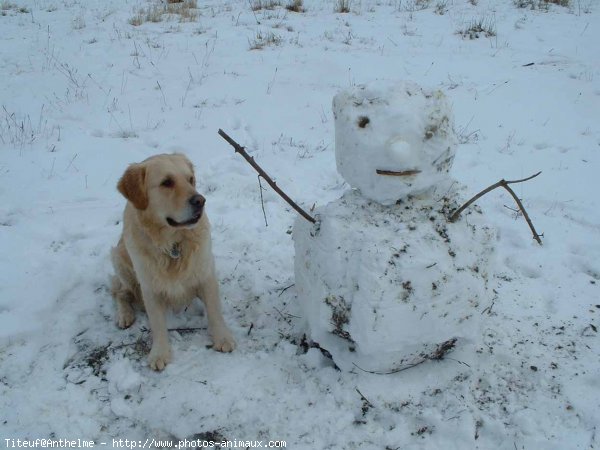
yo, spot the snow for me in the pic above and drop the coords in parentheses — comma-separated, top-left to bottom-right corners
(294, 188, 495, 371)
(333, 81, 456, 204)
(0, 0, 599, 448)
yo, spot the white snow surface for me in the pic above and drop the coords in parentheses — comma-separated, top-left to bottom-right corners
(0, 0, 599, 449)
(333, 81, 456, 204)
(294, 189, 495, 371)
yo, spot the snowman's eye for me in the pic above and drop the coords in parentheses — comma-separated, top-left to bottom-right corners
(357, 116, 370, 128)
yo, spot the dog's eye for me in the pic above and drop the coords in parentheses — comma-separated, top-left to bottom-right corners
(161, 178, 174, 188)
(189, 177, 195, 185)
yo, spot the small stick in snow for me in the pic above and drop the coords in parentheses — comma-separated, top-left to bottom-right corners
(218, 129, 316, 224)
(156, 81, 168, 107)
(448, 171, 543, 245)
(277, 283, 295, 297)
(168, 327, 206, 334)
(352, 338, 457, 375)
(257, 175, 268, 227)
(355, 388, 374, 411)
(376, 169, 422, 176)
(503, 204, 520, 215)
(445, 357, 471, 368)
(481, 289, 498, 315)
(273, 306, 300, 323)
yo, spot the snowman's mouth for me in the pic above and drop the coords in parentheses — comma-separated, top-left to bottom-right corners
(375, 169, 422, 176)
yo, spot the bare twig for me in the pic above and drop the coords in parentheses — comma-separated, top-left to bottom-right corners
(168, 327, 206, 334)
(481, 289, 498, 315)
(181, 74, 193, 107)
(352, 338, 457, 375)
(501, 182, 543, 245)
(503, 204, 520, 214)
(277, 283, 295, 297)
(355, 388, 374, 409)
(65, 153, 78, 172)
(156, 81, 168, 107)
(273, 306, 292, 325)
(353, 359, 425, 375)
(218, 129, 316, 223)
(445, 357, 471, 368)
(258, 175, 268, 227)
(376, 169, 421, 176)
(449, 171, 543, 245)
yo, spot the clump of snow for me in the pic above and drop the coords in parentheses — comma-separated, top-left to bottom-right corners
(333, 81, 457, 205)
(106, 357, 143, 418)
(107, 357, 142, 395)
(294, 189, 495, 371)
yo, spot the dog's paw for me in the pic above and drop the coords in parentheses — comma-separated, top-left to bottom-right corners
(116, 309, 136, 329)
(148, 346, 172, 371)
(212, 328, 236, 353)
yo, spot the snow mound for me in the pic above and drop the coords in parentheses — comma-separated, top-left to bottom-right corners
(107, 357, 143, 395)
(333, 81, 457, 205)
(106, 357, 143, 418)
(294, 190, 495, 371)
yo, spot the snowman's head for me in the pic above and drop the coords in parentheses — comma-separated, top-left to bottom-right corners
(333, 81, 457, 205)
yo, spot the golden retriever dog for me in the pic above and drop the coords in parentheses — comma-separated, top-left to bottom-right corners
(111, 153, 235, 371)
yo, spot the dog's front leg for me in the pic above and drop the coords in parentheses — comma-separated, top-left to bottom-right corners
(142, 288, 172, 371)
(199, 275, 236, 353)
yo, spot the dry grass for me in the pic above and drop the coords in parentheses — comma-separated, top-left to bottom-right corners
(248, 30, 282, 50)
(129, 0, 198, 26)
(457, 17, 496, 39)
(1, 1, 29, 14)
(335, 0, 351, 13)
(514, 0, 570, 9)
(434, 0, 448, 14)
(401, 0, 432, 11)
(250, 0, 281, 11)
(285, 0, 304, 12)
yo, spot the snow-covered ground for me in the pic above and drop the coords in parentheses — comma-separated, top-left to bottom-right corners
(1, 0, 599, 448)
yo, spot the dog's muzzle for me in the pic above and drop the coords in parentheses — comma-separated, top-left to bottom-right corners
(166, 194, 205, 227)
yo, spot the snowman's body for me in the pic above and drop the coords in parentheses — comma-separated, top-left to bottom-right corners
(294, 81, 495, 371)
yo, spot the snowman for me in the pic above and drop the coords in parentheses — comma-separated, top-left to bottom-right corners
(294, 81, 495, 371)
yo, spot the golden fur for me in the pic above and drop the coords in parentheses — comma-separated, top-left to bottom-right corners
(111, 153, 235, 371)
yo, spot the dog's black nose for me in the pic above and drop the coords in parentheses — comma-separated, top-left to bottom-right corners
(189, 194, 206, 209)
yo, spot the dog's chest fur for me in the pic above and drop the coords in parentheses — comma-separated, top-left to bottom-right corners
(124, 208, 214, 309)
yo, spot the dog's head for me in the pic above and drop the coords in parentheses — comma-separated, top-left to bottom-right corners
(117, 153, 205, 228)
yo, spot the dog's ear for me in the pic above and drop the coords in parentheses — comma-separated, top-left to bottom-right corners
(117, 163, 148, 210)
